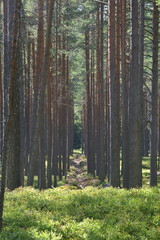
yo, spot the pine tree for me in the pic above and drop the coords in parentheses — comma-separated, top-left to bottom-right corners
(108, 0, 120, 187)
(150, 0, 159, 187)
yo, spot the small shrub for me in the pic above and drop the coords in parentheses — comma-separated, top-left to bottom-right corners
(80, 161, 85, 167)
(71, 181, 78, 187)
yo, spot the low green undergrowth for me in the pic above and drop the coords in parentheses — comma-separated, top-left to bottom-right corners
(0, 187, 160, 239)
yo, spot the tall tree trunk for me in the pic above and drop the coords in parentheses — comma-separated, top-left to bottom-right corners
(57, 0, 62, 183)
(158, 94, 160, 171)
(3, 0, 9, 125)
(96, 4, 100, 177)
(106, 24, 111, 182)
(0, 0, 3, 160)
(20, 18, 25, 187)
(91, 13, 95, 176)
(150, 1, 159, 187)
(5, 1, 15, 165)
(46, 0, 52, 188)
(52, 1, 58, 187)
(0, 0, 22, 229)
(85, 16, 92, 174)
(129, 0, 140, 188)
(108, 0, 120, 187)
(115, 0, 121, 182)
(47, 58, 52, 188)
(121, 0, 129, 188)
(6, 0, 21, 190)
(24, 33, 31, 176)
(2, 0, 9, 173)
(138, 0, 144, 186)
(86, 30, 92, 173)
(62, 31, 66, 178)
(99, 1, 105, 182)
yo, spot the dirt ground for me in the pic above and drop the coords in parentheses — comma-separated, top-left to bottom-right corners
(66, 154, 100, 188)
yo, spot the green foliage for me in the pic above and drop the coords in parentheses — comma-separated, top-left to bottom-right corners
(80, 160, 85, 167)
(142, 157, 160, 187)
(0, 187, 160, 239)
(74, 122, 81, 149)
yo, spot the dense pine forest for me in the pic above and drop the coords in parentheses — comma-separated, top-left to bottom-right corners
(0, 0, 160, 238)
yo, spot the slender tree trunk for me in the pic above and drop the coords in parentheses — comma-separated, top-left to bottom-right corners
(108, 0, 120, 187)
(91, 13, 95, 176)
(158, 96, 160, 171)
(121, 0, 129, 188)
(99, 1, 105, 182)
(47, 58, 52, 188)
(24, 33, 31, 175)
(62, 31, 66, 178)
(85, 24, 92, 174)
(129, 0, 140, 188)
(52, 1, 59, 187)
(3, 0, 9, 125)
(150, 1, 159, 187)
(96, 4, 100, 177)
(106, 27, 111, 182)
(57, 0, 62, 182)
(115, 0, 121, 183)
(138, 0, 144, 186)
(20, 27, 25, 187)
(0, 0, 3, 160)
(105, 39, 108, 177)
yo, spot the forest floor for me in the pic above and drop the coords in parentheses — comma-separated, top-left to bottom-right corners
(64, 151, 160, 188)
(65, 153, 101, 189)
(1, 153, 160, 239)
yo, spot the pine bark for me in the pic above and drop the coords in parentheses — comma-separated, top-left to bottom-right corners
(0, 0, 22, 229)
(62, 31, 67, 177)
(129, 0, 140, 188)
(138, 0, 144, 186)
(85, 23, 92, 174)
(121, 0, 129, 188)
(47, 58, 52, 188)
(108, 0, 120, 187)
(91, 13, 95, 176)
(150, 1, 159, 187)
(24, 33, 31, 176)
(0, 0, 3, 160)
(99, 1, 105, 182)
(3, 0, 9, 124)
(96, 4, 100, 177)
(6, 0, 22, 190)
